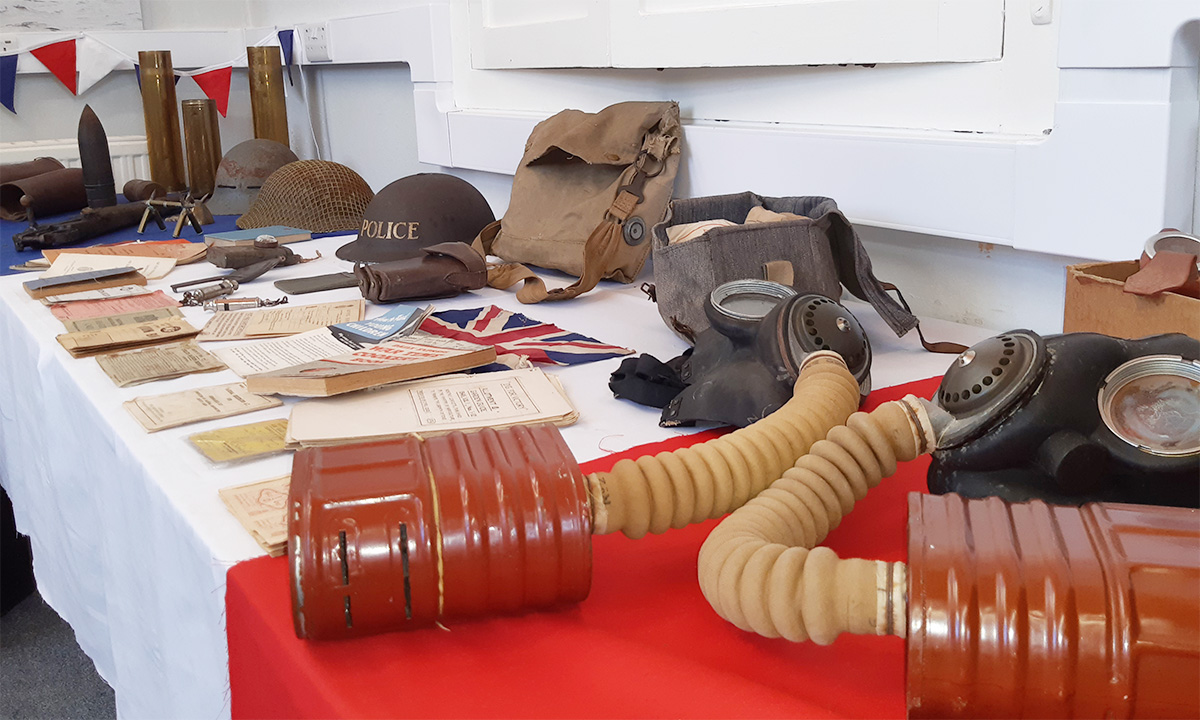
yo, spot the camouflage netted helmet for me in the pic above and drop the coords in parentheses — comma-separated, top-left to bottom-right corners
(206, 139, 298, 216)
(237, 160, 374, 232)
(336, 173, 495, 263)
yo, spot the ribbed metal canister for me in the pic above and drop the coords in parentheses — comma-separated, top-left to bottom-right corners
(427, 424, 592, 618)
(907, 492, 1200, 719)
(289, 424, 591, 640)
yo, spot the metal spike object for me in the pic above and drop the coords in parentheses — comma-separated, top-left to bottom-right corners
(78, 104, 117, 209)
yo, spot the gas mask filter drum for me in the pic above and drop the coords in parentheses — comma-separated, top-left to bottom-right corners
(661, 279, 871, 428)
(928, 330, 1199, 507)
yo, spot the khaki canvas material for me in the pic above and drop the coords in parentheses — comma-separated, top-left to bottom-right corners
(475, 101, 683, 303)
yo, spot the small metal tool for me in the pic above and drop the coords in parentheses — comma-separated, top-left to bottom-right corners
(182, 279, 239, 306)
(203, 296, 289, 312)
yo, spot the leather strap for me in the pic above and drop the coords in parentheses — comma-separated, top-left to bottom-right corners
(881, 282, 968, 354)
(473, 129, 674, 304)
(356, 241, 487, 303)
(762, 260, 794, 287)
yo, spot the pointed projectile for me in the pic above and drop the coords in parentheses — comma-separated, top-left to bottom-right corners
(78, 104, 117, 208)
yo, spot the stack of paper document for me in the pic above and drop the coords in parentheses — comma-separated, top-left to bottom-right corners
(285, 367, 577, 447)
(218, 475, 290, 556)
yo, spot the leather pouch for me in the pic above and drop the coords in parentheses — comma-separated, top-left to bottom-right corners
(355, 242, 487, 303)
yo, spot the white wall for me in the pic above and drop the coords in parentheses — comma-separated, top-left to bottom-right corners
(10, 0, 1192, 336)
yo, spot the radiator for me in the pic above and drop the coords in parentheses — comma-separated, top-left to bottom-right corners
(0, 136, 151, 188)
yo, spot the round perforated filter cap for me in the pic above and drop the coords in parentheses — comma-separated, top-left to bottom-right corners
(786, 294, 871, 393)
(935, 330, 1046, 447)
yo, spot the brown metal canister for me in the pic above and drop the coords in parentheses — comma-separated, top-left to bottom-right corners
(181, 99, 222, 197)
(138, 51, 187, 192)
(907, 493, 1200, 719)
(246, 46, 289, 147)
(121, 179, 168, 203)
(289, 424, 592, 640)
(0, 168, 87, 221)
(0, 157, 64, 184)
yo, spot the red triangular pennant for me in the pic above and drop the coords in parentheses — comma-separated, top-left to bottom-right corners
(30, 39, 77, 95)
(192, 66, 232, 117)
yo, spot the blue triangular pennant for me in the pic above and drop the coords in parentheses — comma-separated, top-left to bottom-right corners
(278, 30, 294, 66)
(278, 29, 295, 86)
(134, 64, 180, 90)
(0, 54, 16, 114)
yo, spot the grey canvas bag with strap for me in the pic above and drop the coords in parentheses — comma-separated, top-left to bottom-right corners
(473, 101, 683, 303)
(652, 192, 965, 353)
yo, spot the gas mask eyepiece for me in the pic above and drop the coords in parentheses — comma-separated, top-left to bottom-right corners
(1098, 355, 1200, 457)
(662, 280, 872, 428)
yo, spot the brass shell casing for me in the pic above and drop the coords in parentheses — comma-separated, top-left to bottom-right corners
(137, 51, 187, 192)
(247, 46, 289, 147)
(182, 99, 222, 197)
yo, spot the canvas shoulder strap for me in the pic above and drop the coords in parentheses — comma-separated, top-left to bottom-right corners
(473, 131, 675, 304)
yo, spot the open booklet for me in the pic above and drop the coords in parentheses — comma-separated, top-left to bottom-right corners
(197, 299, 364, 341)
(212, 303, 433, 377)
(245, 332, 495, 397)
(285, 367, 577, 447)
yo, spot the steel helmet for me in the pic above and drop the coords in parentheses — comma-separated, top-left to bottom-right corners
(237, 160, 374, 233)
(336, 173, 495, 263)
(207, 139, 298, 216)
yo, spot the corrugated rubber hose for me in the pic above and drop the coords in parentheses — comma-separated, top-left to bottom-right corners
(586, 352, 861, 539)
(697, 393, 935, 645)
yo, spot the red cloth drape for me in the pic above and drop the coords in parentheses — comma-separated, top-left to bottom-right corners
(227, 375, 942, 719)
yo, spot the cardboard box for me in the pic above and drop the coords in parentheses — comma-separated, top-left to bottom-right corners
(1064, 261, 1200, 340)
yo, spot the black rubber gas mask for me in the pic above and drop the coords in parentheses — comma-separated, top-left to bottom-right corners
(661, 280, 871, 427)
(924, 330, 1199, 507)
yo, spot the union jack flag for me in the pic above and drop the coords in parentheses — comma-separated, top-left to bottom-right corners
(420, 305, 633, 366)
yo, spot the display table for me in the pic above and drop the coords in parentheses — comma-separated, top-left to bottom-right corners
(227, 377, 938, 720)
(0, 231, 993, 718)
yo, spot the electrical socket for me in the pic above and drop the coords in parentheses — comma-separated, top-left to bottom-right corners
(300, 22, 332, 63)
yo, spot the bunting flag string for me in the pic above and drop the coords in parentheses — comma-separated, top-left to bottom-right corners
(191, 66, 233, 117)
(77, 36, 134, 95)
(278, 29, 295, 86)
(132, 64, 183, 92)
(1, 29, 281, 115)
(0, 54, 16, 114)
(29, 39, 77, 94)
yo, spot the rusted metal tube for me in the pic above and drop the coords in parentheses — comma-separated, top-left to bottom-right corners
(0, 157, 64, 184)
(0, 167, 87, 221)
(122, 179, 167, 202)
(289, 424, 591, 640)
(247, 46, 289, 147)
(907, 493, 1200, 719)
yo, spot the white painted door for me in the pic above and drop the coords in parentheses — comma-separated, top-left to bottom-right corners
(468, 0, 1005, 69)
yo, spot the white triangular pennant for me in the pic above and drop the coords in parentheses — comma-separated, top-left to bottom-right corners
(76, 35, 133, 95)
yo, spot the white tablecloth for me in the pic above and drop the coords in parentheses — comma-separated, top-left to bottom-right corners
(0, 234, 994, 718)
